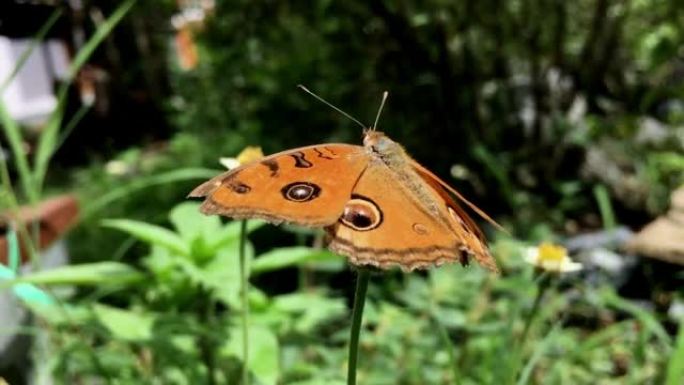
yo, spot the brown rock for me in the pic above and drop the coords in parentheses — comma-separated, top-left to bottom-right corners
(626, 187, 684, 264)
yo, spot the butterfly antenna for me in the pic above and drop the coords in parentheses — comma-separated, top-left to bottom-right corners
(297, 85, 366, 130)
(372, 91, 389, 131)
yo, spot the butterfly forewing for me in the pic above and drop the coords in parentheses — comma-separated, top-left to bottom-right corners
(189, 144, 369, 227)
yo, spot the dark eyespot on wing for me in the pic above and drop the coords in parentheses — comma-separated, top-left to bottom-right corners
(290, 151, 313, 168)
(261, 159, 279, 177)
(231, 182, 251, 194)
(339, 194, 383, 231)
(281, 182, 321, 202)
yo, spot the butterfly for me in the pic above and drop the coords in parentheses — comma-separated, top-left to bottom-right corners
(189, 88, 501, 272)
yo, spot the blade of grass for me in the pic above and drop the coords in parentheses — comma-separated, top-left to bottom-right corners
(55, 103, 91, 151)
(517, 321, 563, 385)
(665, 319, 684, 385)
(592, 184, 615, 230)
(0, 100, 37, 202)
(0, 9, 63, 92)
(600, 289, 671, 347)
(33, 0, 137, 192)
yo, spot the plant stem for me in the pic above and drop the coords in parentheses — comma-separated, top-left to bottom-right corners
(347, 268, 371, 385)
(520, 273, 550, 344)
(239, 219, 249, 385)
(199, 292, 217, 385)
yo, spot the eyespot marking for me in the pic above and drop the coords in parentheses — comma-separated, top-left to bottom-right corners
(339, 194, 383, 231)
(281, 182, 321, 202)
(231, 182, 251, 194)
(261, 159, 279, 177)
(290, 151, 313, 168)
(412, 223, 429, 235)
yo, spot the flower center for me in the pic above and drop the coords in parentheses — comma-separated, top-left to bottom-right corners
(537, 243, 567, 263)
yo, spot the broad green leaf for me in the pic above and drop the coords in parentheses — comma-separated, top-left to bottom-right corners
(2, 262, 143, 287)
(204, 243, 254, 307)
(208, 219, 266, 251)
(169, 202, 222, 243)
(93, 304, 155, 341)
(103, 219, 190, 255)
(251, 247, 339, 275)
(273, 292, 346, 333)
(222, 324, 279, 385)
(26, 303, 92, 326)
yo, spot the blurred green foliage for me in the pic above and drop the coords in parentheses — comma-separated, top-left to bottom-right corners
(2, 0, 684, 384)
(8, 203, 681, 384)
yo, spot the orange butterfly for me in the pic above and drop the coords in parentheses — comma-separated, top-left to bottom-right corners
(189, 88, 501, 272)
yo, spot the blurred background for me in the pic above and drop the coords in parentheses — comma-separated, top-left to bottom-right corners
(0, 0, 683, 384)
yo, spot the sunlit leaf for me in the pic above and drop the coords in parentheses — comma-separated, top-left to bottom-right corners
(93, 304, 156, 341)
(103, 219, 190, 255)
(222, 324, 280, 385)
(2, 262, 144, 287)
(251, 247, 339, 275)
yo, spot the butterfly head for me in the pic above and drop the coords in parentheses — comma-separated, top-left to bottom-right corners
(363, 130, 399, 155)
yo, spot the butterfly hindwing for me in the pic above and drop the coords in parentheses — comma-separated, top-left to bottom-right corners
(325, 161, 472, 271)
(325, 159, 499, 272)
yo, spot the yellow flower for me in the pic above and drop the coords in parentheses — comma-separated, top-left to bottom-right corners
(523, 242, 582, 273)
(219, 146, 264, 170)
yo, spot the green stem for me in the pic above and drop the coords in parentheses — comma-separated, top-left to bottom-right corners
(434, 315, 461, 385)
(520, 273, 550, 344)
(347, 268, 371, 385)
(239, 219, 249, 385)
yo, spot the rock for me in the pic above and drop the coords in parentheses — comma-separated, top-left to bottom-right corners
(626, 187, 684, 264)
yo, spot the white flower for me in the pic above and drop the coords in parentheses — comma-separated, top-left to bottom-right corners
(219, 146, 264, 170)
(523, 242, 582, 273)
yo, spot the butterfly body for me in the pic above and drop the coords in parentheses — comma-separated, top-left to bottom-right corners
(190, 131, 499, 272)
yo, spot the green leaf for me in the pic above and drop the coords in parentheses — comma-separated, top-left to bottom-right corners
(203, 243, 254, 307)
(600, 289, 671, 347)
(208, 219, 266, 251)
(517, 321, 563, 385)
(93, 304, 155, 341)
(83, 167, 219, 218)
(102, 219, 190, 255)
(251, 247, 339, 275)
(1, 262, 143, 287)
(169, 201, 222, 243)
(222, 324, 280, 385)
(273, 292, 346, 333)
(665, 319, 684, 385)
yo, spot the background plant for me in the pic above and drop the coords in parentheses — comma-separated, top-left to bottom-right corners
(1, 0, 683, 384)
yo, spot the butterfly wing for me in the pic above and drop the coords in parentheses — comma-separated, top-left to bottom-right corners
(410, 161, 499, 272)
(189, 144, 369, 227)
(325, 161, 499, 272)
